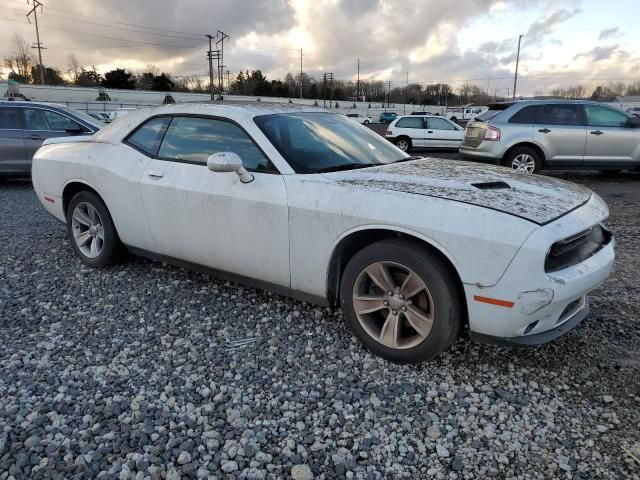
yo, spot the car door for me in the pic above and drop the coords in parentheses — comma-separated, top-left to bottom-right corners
(22, 107, 90, 159)
(425, 117, 463, 148)
(0, 106, 27, 174)
(393, 116, 425, 146)
(139, 115, 290, 287)
(583, 104, 639, 168)
(533, 103, 587, 166)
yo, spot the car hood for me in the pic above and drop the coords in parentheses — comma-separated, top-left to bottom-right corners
(321, 158, 592, 225)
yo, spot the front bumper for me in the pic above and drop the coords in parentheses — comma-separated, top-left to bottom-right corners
(465, 194, 615, 344)
(470, 296, 589, 346)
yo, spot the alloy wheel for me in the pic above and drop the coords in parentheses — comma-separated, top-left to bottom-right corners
(71, 202, 105, 258)
(352, 261, 435, 349)
(511, 153, 536, 173)
(396, 140, 409, 151)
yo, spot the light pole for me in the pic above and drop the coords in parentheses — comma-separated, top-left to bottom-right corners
(513, 34, 523, 100)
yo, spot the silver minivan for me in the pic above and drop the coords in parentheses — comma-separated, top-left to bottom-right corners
(0, 101, 101, 177)
(459, 100, 640, 173)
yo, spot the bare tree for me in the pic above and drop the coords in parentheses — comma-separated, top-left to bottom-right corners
(67, 54, 82, 84)
(4, 34, 35, 83)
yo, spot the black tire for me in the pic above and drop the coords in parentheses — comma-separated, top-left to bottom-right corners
(395, 137, 412, 152)
(339, 239, 463, 362)
(364, 120, 370, 125)
(66, 190, 124, 268)
(503, 146, 542, 174)
(450, 116, 457, 123)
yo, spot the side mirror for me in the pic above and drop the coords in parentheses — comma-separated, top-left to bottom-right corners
(627, 117, 640, 128)
(206, 152, 254, 183)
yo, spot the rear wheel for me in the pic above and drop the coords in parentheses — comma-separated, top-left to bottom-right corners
(340, 239, 463, 362)
(364, 120, 370, 125)
(504, 146, 541, 174)
(395, 137, 411, 152)
(67, 191, 124, 267)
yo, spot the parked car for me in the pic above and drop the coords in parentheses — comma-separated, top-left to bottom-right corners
(379, 112, 398, 124)
(446, 107, 484, 123)
(0, 101, 101, 177)
(88, 112, 112, 124)
(386, 115, 464, 151)
(460, 100, 640, 174)
(32, 103, 614, 362)
(626, 107, 640, 117)
(345, 113, 372, 124)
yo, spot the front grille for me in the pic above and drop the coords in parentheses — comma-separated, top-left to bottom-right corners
(545, 225, 612, 272)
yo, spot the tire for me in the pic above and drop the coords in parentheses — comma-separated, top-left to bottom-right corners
(504, 146, 542, 174)
(395, 137, 411, 152)
(66, 190, 124, 267)
(339, 239, 463, 362)
(450, 116, 457, 123)
(364, 120, 370, 125)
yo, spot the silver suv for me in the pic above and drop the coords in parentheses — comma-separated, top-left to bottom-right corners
(459, 100, 640, 174)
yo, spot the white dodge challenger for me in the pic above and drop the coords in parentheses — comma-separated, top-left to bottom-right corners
(32, 103, 615, 362)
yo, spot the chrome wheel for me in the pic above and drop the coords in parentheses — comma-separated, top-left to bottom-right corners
(511, 153, 536, 173)
(71, 202, 104, 258)
(396, 139, 409, 151)
(352, 261, 434, 349)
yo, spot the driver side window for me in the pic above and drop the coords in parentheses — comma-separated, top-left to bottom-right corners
(158, 116, 275, 172)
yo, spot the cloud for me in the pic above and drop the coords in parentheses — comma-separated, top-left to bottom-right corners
(598, 27, 619, 40)
(1, 0, 638, 96)
(574, 45, 621, 62)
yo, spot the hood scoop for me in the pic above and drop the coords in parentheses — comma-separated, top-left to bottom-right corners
(471, 181, 511, 190)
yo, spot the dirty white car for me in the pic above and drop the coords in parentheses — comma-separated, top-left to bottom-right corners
(32, 103, 615, 362)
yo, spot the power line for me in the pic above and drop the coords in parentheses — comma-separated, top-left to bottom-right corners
(0, 17, 202, 49)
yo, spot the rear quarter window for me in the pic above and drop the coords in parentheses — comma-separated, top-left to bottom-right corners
(125, 116, 171, 157)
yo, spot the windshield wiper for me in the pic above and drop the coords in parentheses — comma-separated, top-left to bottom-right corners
(315, 163, 377, 173)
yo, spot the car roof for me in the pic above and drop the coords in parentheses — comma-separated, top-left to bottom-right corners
(0, 100, 72, 109)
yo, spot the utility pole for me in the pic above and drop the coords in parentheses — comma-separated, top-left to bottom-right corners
(356, 58, 360, 102)
(206, 34, 215, 101)
(386, 80, 392, 109)
(26, 0, 45, 85)
(404, 71, 408, 115)
(299, 49, 303, 99)
(226, 70, 230, 91)
(513, 34, 523, 100)
(216, 31, 229, 97)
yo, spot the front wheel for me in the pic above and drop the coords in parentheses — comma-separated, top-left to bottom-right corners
(504, 146, 541, 174)
(395, 137, 411, 152)
(67, 191, 124, 267)
(340, 239, 463, 362)
(364, 120, 370, 125)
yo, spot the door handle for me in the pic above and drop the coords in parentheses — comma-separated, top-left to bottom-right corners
(427, 130, 433, 133)
(147, 171, 164, 179)
(538, 128, 551, 134)
(29, 134, 43, 140)
(590, 130, 604, 135)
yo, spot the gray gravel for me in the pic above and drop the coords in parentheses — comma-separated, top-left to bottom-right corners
(0, 173, 639, 479)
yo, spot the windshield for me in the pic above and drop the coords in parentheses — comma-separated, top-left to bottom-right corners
(254, 112, 409, 173)
(61, 107, 103, 129)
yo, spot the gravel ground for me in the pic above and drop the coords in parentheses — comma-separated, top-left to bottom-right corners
(0, 171, 638, 480)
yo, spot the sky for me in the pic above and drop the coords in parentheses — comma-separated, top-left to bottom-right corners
(0, 0, 639, 95)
